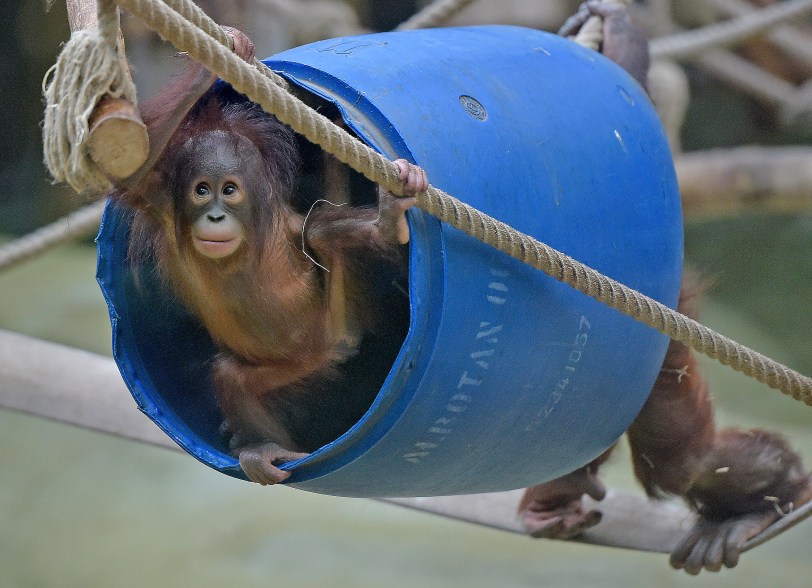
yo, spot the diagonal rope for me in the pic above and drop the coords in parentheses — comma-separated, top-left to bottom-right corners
(0, 200, 105, 271)
(101, 0, 812, 406)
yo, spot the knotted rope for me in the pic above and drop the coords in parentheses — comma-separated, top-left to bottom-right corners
(41, 0, 812, 405)
(42, 0, 135, 194)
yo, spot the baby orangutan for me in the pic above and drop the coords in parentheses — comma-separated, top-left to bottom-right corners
(115, 28, 427, 486)
(519, 2, 812, 575)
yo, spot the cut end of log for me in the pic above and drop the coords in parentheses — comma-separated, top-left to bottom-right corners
(86, 97, 149, 180)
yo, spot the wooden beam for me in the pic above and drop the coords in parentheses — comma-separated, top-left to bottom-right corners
(1, 328, 808, 555)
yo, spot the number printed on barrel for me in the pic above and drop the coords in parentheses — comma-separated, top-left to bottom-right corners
(525, 314, 591, 432)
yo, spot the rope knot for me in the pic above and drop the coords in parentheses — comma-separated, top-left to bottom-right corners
(42, 26, 139, 194)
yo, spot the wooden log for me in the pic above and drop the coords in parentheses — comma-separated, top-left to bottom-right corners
(66, 0, 148, 180)
(86, 97, 149, 180)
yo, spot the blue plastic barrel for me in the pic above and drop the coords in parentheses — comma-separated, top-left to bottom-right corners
(97, 25, 682, 497)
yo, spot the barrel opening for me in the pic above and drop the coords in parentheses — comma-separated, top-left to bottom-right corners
(108, 86, 413, 476)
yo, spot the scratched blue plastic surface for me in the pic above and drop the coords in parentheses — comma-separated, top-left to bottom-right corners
(96, 26, 683, 497)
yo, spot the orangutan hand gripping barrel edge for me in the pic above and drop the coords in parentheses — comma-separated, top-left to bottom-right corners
(518, 2, 812, 575)
(113, 28, 428, 486)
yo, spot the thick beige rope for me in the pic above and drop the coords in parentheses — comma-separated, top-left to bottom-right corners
(395, 0, 479, 31)
(42, 0, 135, 193)
(103, 0, 812, 406)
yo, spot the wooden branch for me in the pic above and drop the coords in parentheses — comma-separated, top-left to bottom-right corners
(676, 146, 812, 219)
(0, 329, 170, 448)
(66, 0, 148, 180)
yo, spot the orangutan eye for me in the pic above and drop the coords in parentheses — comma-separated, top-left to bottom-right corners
(221, 182, 244, 204)
(194, 183, 210, 197)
